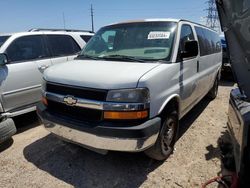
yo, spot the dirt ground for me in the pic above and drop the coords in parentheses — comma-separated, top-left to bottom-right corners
(0, 80, 235, 188)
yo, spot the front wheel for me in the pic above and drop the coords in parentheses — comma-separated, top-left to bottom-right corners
(144, 112, 178, 161)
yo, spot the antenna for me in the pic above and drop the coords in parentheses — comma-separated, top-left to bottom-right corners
(90, 4, 94, 32)
(205, 0, 220, 32)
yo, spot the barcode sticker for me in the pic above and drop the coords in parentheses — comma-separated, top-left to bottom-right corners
(148, 31, 170, 40)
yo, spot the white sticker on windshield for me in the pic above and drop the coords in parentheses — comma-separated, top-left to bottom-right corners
(147, 31, 170, 40)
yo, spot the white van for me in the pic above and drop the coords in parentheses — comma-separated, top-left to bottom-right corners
(37, 19, 222, 160)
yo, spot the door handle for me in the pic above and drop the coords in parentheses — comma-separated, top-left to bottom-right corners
(38, 64, 50, 71)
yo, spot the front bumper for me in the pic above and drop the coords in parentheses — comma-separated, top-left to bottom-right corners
(37, 103, 161, 152)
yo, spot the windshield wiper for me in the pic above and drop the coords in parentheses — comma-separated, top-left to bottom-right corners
(76, 54, 101, 60)
(101, 55, 145, 62)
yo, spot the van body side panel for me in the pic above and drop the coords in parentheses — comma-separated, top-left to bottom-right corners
(138, 63, 198, 119)
(197, 53, 222, 97)
(138, 22, 222, 119)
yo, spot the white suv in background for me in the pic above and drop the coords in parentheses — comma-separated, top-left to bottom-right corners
(0, 29, 94, 143)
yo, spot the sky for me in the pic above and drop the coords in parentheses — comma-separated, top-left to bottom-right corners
(0, 0, 207, 33)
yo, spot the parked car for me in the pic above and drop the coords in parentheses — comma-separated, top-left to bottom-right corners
(37, 19, 222, 160)
(0, 29, 94, 143)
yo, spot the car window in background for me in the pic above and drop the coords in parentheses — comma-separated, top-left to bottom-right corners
(6, 35, 49, 62)
(220, 37, 227, 47)
(0, 36, 10, 47)
(80, 35, 93, 43)
(82, 21, 177, 61)
(47, 35, 81, 57)
(221, 39, 226, 45)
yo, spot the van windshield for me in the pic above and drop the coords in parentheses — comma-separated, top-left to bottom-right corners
(0, 36, 10, 47)
(81, 21, 177, 62)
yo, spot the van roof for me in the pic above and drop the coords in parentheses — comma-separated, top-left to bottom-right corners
(107, 18, 217, 32)
(107, 18, 180, 26)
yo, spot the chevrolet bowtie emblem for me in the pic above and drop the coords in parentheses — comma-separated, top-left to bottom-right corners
(63, 96, 77, 106)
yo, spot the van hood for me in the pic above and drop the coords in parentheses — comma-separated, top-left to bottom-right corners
(44, 60, 160, 89)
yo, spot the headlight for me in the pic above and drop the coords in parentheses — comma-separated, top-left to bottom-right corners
(106, 88, 150, 103)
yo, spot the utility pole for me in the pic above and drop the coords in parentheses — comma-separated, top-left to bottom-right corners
(205, 0, 220, 32)
(91, 4, 94, 32)
(62, 12, 66, 29)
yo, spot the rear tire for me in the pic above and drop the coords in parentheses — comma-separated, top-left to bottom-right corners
(207, 76, 219, 100)
(144, 112, 178, 161)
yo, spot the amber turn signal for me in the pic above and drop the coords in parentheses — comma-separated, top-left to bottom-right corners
(104, 110, 148, 120)
(42, 96, 48, 106)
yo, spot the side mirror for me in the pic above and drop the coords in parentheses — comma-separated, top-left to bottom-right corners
(0, 53, 8, 66)
(181, 40, 199, 59)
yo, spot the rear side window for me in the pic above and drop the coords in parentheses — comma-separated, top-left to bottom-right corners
(0, 36, 10, 47)
(195, 26, 221, 56)
(195, 27, 207, 56)
(6, 35, 49, 62)
(80, 35, 92, 43)
(47, 35, 81, 57)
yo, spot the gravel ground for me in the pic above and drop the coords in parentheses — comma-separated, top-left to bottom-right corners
(0, 80, 234, 188)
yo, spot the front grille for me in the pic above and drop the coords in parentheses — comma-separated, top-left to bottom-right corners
(47, 100, 103, 122)
(46, 82, 107, 101)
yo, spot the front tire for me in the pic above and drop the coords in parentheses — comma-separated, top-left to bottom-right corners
(144, 112, 178, 161)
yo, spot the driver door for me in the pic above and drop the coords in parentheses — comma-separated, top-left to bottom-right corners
(1, 35, 51, 112)
(177, 24, 200, 115)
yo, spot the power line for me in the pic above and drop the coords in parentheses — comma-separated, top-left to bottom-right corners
(205, 0, 220, 31)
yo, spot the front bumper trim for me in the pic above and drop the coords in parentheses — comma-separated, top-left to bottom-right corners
(44, 121, 159, 152)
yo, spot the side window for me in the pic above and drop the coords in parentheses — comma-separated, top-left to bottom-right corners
(179, 24, 195, 52)
(80, 35, 92, 43)
(195, 27, 206, 56)
(195, 26, 221, 56)
(203, 30, 213, 55)
(47, 35, 81, 57)
(0, 36, 10, 47)
(6, 35, 48, 62)
(213, 32, 221, 53)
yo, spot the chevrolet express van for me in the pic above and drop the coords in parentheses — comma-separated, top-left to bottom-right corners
(37, 19, 222, 160)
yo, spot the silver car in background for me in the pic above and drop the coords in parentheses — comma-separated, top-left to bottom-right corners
(0, 29, 94, 143)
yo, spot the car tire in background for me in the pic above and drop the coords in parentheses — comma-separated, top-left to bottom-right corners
(0, 118, 16, 143)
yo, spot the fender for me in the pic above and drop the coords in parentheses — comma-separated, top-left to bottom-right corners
(158, 94, 181, 118)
